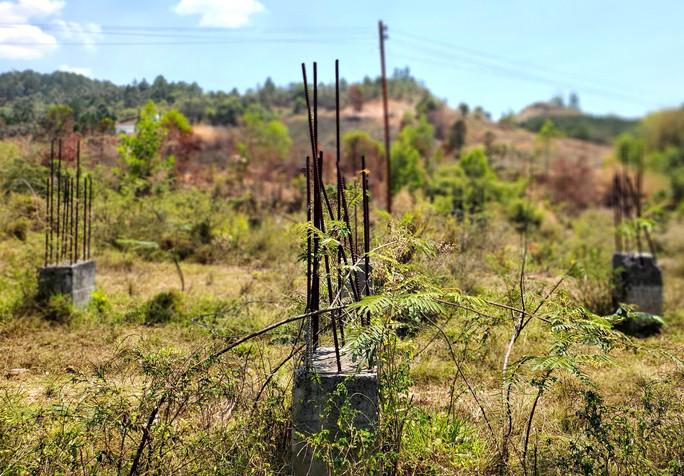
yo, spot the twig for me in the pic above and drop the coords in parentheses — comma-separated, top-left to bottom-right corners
(522, 370, 553, 475)
(425, 317, 496, 441)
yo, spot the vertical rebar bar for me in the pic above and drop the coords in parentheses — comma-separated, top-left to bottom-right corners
(315, 152, 342, 371)
(362, 155, 370, 297)
(74, 141, 81, 262)
(613, 174, 622, 252)
(87, 176, 93, 259)
(61, 174, 69, 262)
(311, 153, 321, 349)
(339, 177, 361, 302)
(48, 140, 55, 265)
(335, 59, 345, 345)
(69, 177, 74, 264)
(302, 64, 317, 168)
(313, 62, 318, 156)
(362, 155, 371, 327)
(82, 175, 88, 261)
(56, 140, 62, 263)
(44, 177, 49, 267)
(306, 155, 312, 314)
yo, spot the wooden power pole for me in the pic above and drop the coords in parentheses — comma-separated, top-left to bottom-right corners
(378, 20, 391, 213)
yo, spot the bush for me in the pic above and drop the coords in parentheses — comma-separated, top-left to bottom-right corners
(507, 198, 543, 231)
(7, 217, 28, 241)
(429, 147, 523, 218)
(143, 290, 184, 325)
(43, 294, 74, 324)
(89, 289, 111, 316)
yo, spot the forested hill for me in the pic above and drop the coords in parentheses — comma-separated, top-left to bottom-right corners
(519, 113, 638, 144)
(0, 68, 429, 136)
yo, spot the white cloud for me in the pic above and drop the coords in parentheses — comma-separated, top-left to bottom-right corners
(53, 19, 102, 50)
(58, 64, 92, 77)
(0, 0, 64, 59)
(0, 23, 58, 59)
(0, 0, 65, 22)
(174, 0, 265, 28)
(0, 0, 101, 60)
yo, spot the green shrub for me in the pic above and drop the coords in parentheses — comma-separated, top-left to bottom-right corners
(7, 217, 28, 241)
(429, 147, 523, 218)
(43, 294, 74, 324)
(507, 198, 543, 231)
(88, 289, 111, 316)
(143, 290, 183, 325)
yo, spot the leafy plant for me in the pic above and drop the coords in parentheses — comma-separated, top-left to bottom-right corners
(142, 290, 184, 325)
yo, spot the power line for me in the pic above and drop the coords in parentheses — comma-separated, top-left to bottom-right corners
(394, 30, 642, 93)
(0, 22, 371, 33)
(391, 39, 651, 107)
(393, 29, 648, 100)
(0, 37, 371, 46)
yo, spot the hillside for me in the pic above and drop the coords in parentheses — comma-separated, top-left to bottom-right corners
(0, 68, 429, 136)
(514, 101, 636, 145)
(1, 65, 683, 474)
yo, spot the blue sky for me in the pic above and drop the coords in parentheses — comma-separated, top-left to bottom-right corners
(0, 0, 682, 118)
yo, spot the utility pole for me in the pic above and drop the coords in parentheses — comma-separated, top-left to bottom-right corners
(378, 20, 391, 213)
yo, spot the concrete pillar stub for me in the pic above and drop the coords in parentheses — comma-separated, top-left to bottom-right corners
(292, 346, 378, 476)
(612, 252, 663, 315)
(38, 260, 96, 307)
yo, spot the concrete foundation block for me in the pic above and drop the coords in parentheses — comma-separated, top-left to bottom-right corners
(38, 260, 96, 307)
(612, 252, 663, 315)
(292, 347, 378, 476)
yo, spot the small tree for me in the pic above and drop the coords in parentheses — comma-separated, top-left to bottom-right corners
(342, 131, 382, 172)
(536, 119, 562, 174)
(42, 104, 74, 138)
(569, 91, 580, 110)
(238, 105, 292, 167)
(391, 139, 424, 194)
(390, 115, 435, 194)
(118, 102, 190, 194)
(348, 84, 364, 113)
(446, 119, 466, 158)
(458, 102, 469, 118)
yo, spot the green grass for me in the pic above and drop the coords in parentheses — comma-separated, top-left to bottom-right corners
(1, 136, 683, 474)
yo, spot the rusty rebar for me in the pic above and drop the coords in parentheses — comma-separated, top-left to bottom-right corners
(48, 140, 55, 264)
(301, 64, 317, 169)
(306, 155, 312, 313)
(87, 176, 93, 259)
(317, 152, 342, 371)
(311, 153, 321, 348)
(69, 176, 75, 264)
(82, 175, 88, 260)
(335, 58, 345, 345)
(44, 177, 49, 267)
(74, 141, 80, 262)
(613, 174, 622, 252)
(362, 155, 371, 297)
(56, 140, 62, 263)
(313, 62, 318, 156)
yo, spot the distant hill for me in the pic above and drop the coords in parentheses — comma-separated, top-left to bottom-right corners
(0, 68, 430, 137)
(515, 101, 582, 122)
(519, 113, 638, 144)
(513, 99, 637, 144)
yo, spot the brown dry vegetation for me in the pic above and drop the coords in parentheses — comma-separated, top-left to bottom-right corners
(1, 101, 683, 474)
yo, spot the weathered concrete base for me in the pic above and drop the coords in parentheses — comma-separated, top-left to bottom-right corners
(292, 347, 378, 476)
(38, 260, 96, 307)
(612, 252, 663, 315)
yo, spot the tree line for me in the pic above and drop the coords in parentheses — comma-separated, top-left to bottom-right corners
(0, 67, 429, 138)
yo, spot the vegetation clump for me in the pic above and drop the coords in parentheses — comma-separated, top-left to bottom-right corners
(0, 70, 682, 474)
(142, 290, 184, 325)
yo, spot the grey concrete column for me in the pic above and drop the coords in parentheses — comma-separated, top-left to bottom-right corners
(38, 260, 96, 307)
(612, 252, 663, 315)
(292, 347, 378, 475)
